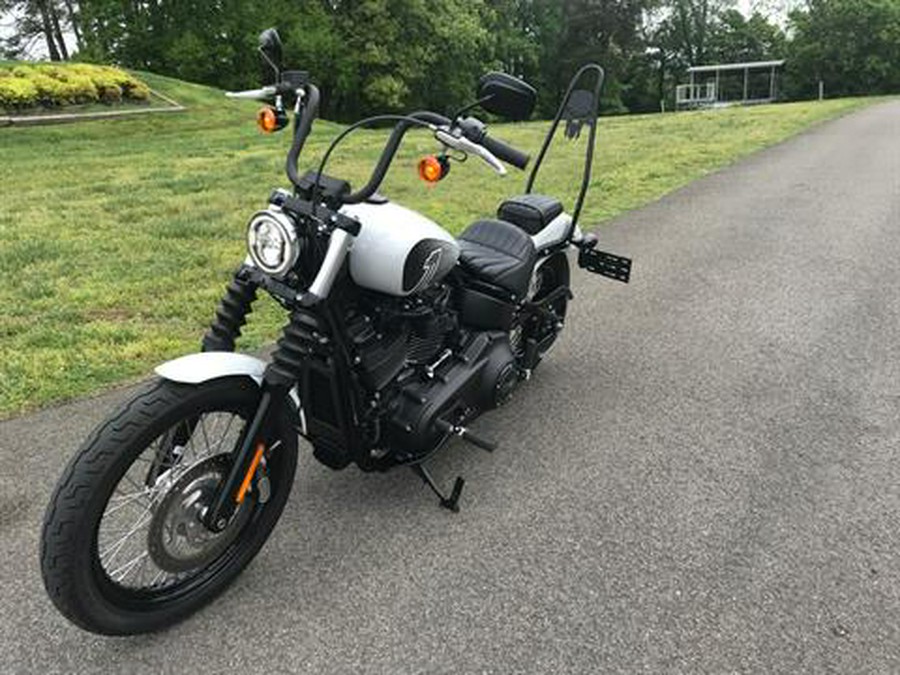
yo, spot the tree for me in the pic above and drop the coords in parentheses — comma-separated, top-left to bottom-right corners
(315, 0, 492, 119)
(786, 0, 900, 98)
(641, 1, 786, 110)
(708, 9, 786, 63)
(12, 0, 889, 119)
(0, 0, 72, 60)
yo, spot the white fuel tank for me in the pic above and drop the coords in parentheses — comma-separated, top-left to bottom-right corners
(340, 201, 460, 297)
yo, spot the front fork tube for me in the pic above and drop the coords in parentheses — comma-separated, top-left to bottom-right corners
(145, 271, 260, 489)
(150, 269, 266, 514)
(203, 385, 286, 531)
(200, 224, 355, 528)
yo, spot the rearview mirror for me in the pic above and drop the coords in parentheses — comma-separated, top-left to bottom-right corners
(477, 72, 536, 121)
(258, 28, 283, 83)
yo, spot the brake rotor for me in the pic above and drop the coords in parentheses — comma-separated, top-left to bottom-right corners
(148, 454, 252, 574)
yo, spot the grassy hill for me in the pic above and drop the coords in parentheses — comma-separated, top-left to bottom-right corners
(0, 71, 876, 415)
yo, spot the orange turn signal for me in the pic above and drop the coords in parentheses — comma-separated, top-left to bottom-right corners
(257, 106, 279, 133)
(418, 155, 449, 183)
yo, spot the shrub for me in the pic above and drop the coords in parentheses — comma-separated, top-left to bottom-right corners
(61, 73, 100, 103)
(0, 76, 38, 108)
(69, 64, 146, 101)
(127, 81, 151, 101)
(0, 62, 151, 109)
(21, 69, 71, 106)
(31, 66, 99, 103)
(10, 65, 33, 78)
(98, 84, 122, 103)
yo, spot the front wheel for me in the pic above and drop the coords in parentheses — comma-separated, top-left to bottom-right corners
(40, 377, 298, 635)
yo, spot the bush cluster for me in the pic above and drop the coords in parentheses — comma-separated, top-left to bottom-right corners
(0, 63, 152, 110)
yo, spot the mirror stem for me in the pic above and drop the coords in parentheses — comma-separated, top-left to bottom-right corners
(450, 95, 493, 122)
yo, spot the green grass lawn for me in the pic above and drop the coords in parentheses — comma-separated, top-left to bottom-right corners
(0, 71, 877, 416)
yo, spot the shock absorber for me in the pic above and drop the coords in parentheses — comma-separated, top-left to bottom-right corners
(264, 306, 331, 386)
(201, 269, 259, 353)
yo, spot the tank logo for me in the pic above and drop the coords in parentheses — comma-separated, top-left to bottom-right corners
(413, 247, 443, 292)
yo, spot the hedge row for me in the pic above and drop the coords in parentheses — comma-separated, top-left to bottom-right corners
(0, 63, 152, 110)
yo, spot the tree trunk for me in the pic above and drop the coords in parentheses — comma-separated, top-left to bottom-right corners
(63, 0, 82, 49)
(35, 0, 62, 61)
(50, 4, 69, 60)
(657, 53, 668, 110)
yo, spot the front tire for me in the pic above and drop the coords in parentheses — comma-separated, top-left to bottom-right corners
(40, 377, 298, 635)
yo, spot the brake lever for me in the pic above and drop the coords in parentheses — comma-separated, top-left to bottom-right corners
(434, 128, 507, 176)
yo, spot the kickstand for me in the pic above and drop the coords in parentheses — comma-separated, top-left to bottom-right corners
(411, 464, 465, 513)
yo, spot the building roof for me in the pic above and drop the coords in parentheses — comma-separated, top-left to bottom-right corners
(687, 60, 786, 74)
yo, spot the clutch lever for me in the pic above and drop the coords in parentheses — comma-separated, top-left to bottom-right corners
(224, 86, 278, 101)
(434, 128, 507, 176)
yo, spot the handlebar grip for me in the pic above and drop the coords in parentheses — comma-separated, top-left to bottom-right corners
(481, 134, 530, 170)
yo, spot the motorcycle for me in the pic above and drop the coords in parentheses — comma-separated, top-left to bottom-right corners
(40, 28, 631, 635)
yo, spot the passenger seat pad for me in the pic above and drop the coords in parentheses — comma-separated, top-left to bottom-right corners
(497, 194, 563, 235)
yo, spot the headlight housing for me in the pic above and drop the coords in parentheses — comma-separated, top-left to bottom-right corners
(246, 208, 300, 277)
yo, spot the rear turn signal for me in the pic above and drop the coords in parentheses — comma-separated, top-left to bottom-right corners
(257, 106, 287, 133)
(418, 155, 450, 183)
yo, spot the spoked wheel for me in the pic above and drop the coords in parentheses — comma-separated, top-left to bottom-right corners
(40, 377, 298, 635)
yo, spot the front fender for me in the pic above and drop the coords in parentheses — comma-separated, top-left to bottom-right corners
(155, 352, 305, 432)
(155, 351, 267, 385)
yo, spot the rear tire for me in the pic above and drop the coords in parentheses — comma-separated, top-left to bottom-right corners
(40, 377, 298, 635)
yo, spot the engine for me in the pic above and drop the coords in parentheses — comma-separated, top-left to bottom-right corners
(343, 283, 520, 465)
(382, 329, 517, 463)
(268, 280, 519, 471)
(345, 284, 454, 390)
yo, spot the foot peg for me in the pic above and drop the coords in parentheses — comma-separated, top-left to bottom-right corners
(435, 419, 497, 453)
(578, 234, 632, 283)
(412, 464, 465, 512)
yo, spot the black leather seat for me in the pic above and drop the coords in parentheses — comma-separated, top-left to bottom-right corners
(457, 219, 537, 300)
(497, 194, 563, 235)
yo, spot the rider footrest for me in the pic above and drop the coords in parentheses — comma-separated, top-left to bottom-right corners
(435, 418, 497, 453)
(578, 247, 632, 283)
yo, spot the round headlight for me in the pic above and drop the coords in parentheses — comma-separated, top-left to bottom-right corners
(246, 208, 300, 277)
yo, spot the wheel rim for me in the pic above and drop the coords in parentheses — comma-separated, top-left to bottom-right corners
(93, 410, 255, 595)
(146, 454, 252, 574)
